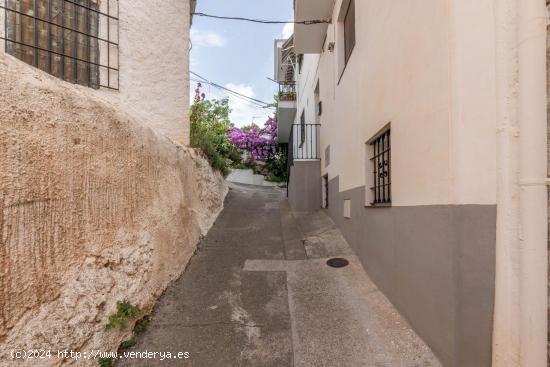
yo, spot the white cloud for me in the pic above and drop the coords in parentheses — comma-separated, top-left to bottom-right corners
(189, 82, 272, 128)
(225, 83, 271, 128)
(191, 28, 226, 47)
(278, 22, 294, 39)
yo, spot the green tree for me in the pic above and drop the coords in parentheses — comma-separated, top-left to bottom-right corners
(190, 84, 241, 176)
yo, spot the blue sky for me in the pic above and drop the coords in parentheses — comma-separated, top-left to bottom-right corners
(190, 0, 294, 127)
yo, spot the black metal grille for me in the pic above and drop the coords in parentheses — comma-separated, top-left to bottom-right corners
(370, 128, 391, 205)
(1, 0, 119, 89)
(290, 123, 320, 161)
(286, 123, 320, 191)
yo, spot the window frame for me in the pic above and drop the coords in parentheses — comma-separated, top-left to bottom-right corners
(337, 0, 356, 84)
(366, 126, 391, 207)
(343, 0, 355, 66)
(3, 0, 119, 90)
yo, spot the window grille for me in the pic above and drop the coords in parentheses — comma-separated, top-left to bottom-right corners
(369, 128, 391, 205)
(343, 0, 355, 65)
(1, 0, 119, 89)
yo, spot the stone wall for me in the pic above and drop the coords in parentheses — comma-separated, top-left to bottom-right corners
(0, 53, 227, 366)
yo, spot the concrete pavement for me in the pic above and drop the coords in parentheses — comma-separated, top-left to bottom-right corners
(120, 183, 441, 366)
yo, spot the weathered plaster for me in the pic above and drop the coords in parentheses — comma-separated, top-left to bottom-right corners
(0, 0, 192, 145)
(0, 53, 227, 366)
(113, 0, 191, 145)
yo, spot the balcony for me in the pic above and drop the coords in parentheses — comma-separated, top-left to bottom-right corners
(288, 123, 321, 163)
(294, 0, 333, 53)
(276, 82, 297, 143)
(274, 37, 295, 82)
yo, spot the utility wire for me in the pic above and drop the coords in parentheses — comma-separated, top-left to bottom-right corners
(191, 72, 269, 106)
(191, 78, 271, 109)
(190, 71, 274, 108)
(192, 12, 330, 25)
(191, 77, 271, 110)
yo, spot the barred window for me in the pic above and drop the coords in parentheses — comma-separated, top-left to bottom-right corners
(369, 128, 391, 206)
(2, 0, 119, 89)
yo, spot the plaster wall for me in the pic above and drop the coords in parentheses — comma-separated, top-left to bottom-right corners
(112, 0, 191, 145)
(314, 0, 497, 206)
(0, 0, 192, 145)
(0, 53, 227, 365)
(296, 54, 321, 127)
(288, 161, 322, 212)
(327, 177, 496, 367)
(293, 0, 503, 364)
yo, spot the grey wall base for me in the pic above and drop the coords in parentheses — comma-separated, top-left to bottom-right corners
(327, 176, 496, 367)
(288, 161, 321, 212)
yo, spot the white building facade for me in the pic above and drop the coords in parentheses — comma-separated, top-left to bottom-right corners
(283, 0, 549, 366)
(0, 0, 195, 145)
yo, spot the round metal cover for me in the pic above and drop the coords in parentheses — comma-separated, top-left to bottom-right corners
(326, 258, 349, 268)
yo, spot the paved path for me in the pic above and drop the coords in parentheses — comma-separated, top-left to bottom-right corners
(120, 183, 441, 367)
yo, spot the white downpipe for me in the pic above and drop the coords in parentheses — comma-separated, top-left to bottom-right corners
(493, 0, 547, 365)
(516, 0, 548, 364)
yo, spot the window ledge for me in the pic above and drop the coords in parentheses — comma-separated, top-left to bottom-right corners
(365, 203, 392, 208)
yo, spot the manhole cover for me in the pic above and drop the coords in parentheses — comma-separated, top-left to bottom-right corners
(326, 258, 349, 268)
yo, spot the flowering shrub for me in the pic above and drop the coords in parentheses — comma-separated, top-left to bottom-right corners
(227, 118, 278, 161)
(228, 118, 288, 182)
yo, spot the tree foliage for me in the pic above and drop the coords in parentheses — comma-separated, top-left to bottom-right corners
(190, 83, 241, 176)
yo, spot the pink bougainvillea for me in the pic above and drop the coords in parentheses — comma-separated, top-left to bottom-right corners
(227, 118, 278, 161)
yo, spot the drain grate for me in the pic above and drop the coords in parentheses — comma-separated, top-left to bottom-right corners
(326, 258, 349, 268)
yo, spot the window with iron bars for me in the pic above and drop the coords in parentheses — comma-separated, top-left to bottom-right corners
(369, 128, 391, 206)
(2, 0, 119, 89)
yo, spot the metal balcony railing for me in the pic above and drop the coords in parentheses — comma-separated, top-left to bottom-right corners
(278, 82, 296, 102)
(286, 123, 321, 191)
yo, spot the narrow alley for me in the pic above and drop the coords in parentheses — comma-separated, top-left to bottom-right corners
(121, 183, 440, 366)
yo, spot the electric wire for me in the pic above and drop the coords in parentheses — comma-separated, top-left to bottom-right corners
(190, 71, 274, 109)
(192, 12, 330, 25)
(191, 78, 272, 111)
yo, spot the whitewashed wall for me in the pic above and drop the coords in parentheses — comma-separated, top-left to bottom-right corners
(314, 0, 498, 206)
(0, 0, 192, 145)
(294, 54, 321, 160)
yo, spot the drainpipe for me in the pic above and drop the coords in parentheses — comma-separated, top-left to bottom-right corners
(516, 0, 548, 364)
(493, 0, 547, 365)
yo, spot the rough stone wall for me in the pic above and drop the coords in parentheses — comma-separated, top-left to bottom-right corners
(0, 53, 227, 366)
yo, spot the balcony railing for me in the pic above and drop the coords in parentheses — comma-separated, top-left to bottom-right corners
(288, 122, 320, 162)
(287, 123, 320, 190)
(278, 82, 296, 102)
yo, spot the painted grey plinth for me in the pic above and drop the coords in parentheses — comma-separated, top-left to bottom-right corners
(288, 160, 322, 212)
(327, 176, 496, 367)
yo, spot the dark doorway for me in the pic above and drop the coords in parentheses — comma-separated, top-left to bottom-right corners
(322, 174, 329, 209)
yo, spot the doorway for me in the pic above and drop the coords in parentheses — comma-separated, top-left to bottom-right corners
(322, 174, 329, 209)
